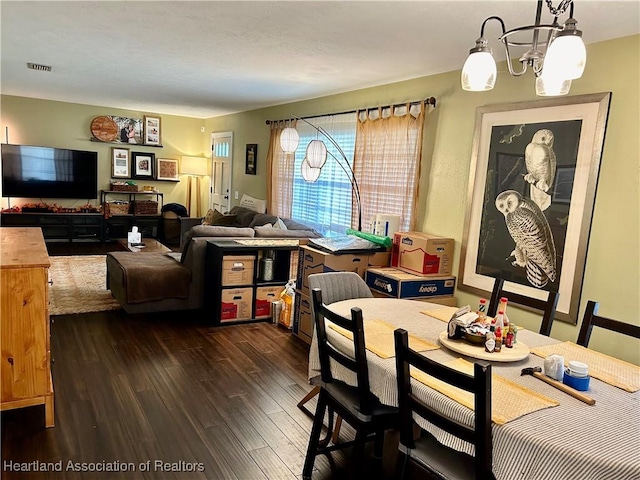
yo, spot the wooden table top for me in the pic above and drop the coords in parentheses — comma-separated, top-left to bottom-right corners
(117, 238, 172, 254)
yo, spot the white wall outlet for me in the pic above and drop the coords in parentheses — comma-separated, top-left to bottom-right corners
(200, 127, 205, 133)
(235, 191, 239, 199)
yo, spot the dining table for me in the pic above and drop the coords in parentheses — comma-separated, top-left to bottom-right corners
(307, 298, 640, 480)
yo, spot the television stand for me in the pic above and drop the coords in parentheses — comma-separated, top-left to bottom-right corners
(0, 212, 104, 243)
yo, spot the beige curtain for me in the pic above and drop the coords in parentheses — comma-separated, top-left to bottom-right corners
(266, 120, 296, 217)
(353, 102, 426, 231)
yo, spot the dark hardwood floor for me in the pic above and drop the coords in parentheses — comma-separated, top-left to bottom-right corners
(2, 241, 401, 479)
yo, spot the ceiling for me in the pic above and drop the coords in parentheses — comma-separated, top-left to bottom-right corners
(2, 1, 638, 119)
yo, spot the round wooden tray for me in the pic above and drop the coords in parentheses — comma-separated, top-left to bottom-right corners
(91, 116, 118, 142)
(438, 331, 530, 362)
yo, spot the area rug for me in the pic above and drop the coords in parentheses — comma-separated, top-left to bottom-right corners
(49, 255, 121, 315)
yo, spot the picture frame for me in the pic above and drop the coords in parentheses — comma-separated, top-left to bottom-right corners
(144, 115, 162, 146)
(111, 147, 130, 178)
(459, 92, 611, 325)
(245, 143, 257, 175)
(132, 152, 155, 179)
(156, 158, 179, 181)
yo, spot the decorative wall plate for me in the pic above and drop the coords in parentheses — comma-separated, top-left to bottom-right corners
(91, 116, 118, 142)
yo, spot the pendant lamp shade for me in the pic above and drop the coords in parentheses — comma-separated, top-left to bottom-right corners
(280, 127, 299, 153)
(461, 50, 497, 91)
(535, 75, 571, 96)
(301, 157, 321, 183)
(306, 139, 327, 169)
(543, 30, 586, 80)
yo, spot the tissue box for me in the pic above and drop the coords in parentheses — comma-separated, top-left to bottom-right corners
(127, 227, 141, 243)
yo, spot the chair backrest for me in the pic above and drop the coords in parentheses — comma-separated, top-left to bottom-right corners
(308, 272, 373, 305)
(487, 278, 559, 337)
(311, 287, 375, 415)
(394, 328, 493, 479)
(577, 300, 640, 347)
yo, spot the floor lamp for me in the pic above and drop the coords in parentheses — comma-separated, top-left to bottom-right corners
(180, 156, 208, 217)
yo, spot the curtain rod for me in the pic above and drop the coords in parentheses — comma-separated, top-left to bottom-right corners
(265, 96, 436, 125)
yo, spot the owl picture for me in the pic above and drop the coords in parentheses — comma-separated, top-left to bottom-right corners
(524, 129, 556, 211)
(495, 190, 557, 288)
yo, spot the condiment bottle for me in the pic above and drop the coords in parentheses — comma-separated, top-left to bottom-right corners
(495, 310, 505, 331)
(485, 331, 496, 353)
(499, 297, 510, 328)
(494, 326, 502, 352)
(505, 325, 514, 348)
(477, 299, 487, 322)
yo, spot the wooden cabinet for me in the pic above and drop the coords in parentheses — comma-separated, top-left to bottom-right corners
(0, 227, 54, 427)
(0, 212, 104, 242)
(204, 239, 300, 325)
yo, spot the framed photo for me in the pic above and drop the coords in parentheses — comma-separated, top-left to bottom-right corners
(132, 152, 155, 179)
(245, 143, 257, 175)
(459, 92, 611, 325)
(144, 115, 162, 146)
(156, 158, 179, 181)
(111, 147, 130, 178)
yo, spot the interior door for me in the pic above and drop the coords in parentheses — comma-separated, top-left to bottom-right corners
(210, 132, 233, 213)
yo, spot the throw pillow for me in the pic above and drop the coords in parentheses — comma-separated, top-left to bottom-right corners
(239, 194, 267, 213)
(272, 217, 288, 230)
(202, 209, 223, 225)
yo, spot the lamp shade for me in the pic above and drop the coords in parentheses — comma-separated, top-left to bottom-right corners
(461, 51, 497, 91)
(535, 75, 571, 96)
(180, 156, 208, 176)
(306, 140, 327, 169)
(280, 127, 299, 153)
(301, 157, 321, 183)
(543, 33, 586, 80)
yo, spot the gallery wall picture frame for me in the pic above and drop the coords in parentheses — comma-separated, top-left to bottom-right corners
(245, 143, 257, 175)
(132, 152, 155, 179)
(459, 92, 611, 325)
(144, 115, 162, 146)
(156, 158, 179, 181)
(111, 147, 131, 178)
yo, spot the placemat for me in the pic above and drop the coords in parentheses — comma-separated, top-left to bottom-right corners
(411, 358, 559, 425)
(422, 306, 459, 322)
(328, 319, 439, 359)
(531, 342, 640, 393)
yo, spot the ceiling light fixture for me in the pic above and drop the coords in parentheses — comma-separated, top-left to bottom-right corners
(280, 116, 362, 231)
(461, 0, 586, 96)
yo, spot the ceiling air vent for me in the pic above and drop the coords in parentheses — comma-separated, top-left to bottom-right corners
(27, 63, 52, 72)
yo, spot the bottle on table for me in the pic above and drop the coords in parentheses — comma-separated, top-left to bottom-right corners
(499, 297, 510, 328)
(505, 325, 514, 348)
(478, 298, 487, 322)
(495, 326, 502, 352)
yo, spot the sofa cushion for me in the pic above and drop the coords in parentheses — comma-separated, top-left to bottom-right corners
(202, 208, 237, 226)
(249, 212, 279, 227)
(180, 225, 255, 262)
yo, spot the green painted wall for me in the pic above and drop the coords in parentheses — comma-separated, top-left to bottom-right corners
(0, 97, 210, 209)
(1, 35, 637, 363)
(206, 35, 640, 364)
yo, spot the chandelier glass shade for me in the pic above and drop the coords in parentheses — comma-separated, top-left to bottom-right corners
(461, 0, 586, 96)
(280, 126, 299, 153)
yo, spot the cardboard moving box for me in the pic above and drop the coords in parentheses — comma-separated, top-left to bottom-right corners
(293, 290, 313, 345)
(296, 245, 371, 295)
(392, 232, 454, 276)
(366, 267, 456, 299)
(222, 255, 255, 286)
(220, 287, 253, 322)
(255, 285, 284, 319)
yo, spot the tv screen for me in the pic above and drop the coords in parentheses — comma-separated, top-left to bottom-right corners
(1, 144, 98, 199)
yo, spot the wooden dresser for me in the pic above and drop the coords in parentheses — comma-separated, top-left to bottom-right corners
(1, 227, 54, 427)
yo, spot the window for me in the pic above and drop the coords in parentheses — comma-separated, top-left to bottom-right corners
(290, 113, 357, 237)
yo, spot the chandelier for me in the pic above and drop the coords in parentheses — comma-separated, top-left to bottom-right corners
(461, 0, 586, 96)
(279, 117, 362, 231)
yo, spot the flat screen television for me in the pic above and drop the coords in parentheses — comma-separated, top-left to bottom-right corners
(1, 144, 98, 199)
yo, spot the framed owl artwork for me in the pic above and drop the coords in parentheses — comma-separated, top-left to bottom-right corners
(459, 92, 611, 326)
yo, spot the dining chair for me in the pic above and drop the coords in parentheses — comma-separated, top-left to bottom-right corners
(577, 300, 640, 347)
(298, 272, 374, 441)
(394, 328, 494, 480)
(487, 277, 559, 337)
(302, 287, 399, 480)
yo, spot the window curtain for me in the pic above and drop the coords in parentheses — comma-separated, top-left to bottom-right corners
(267, 120, 295, 218)
(353, 101, 426, 231)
